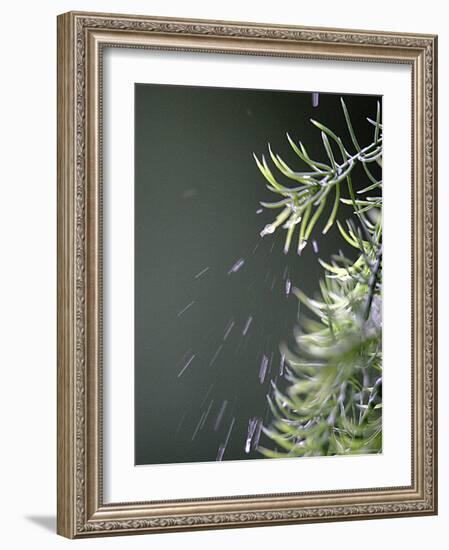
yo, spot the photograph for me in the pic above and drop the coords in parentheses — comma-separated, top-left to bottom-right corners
(55, 10, 437, 538)
(134, 85, 383, 466)
(0, 0, 444, 547)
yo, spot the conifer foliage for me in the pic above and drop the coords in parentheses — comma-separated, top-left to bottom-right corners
(254, 99, 383, 457)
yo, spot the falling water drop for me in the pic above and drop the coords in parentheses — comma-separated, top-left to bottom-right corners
(259, 355, 269, 384)
(177, 300, 195, 317)
(194, 266, 210, 279)
(242, 316, 253, 336)
(200, 384, 214, 407)
(280, 354, 286, 376)
(209, 344, 223, 366)
(252, 419, 263, 450)
(200, 399, 214, 430)
(223, 319, 235, 341)
(191, 411, 206, 441)
(214, 400, 228, 431)
(260, 224, 276, 237)
(174, 412, 187, 438)
(245, 417, 258, 454)
(216, 417, 236, 461)
(177, 353, 196, 378)
(228, 258, 245, 274)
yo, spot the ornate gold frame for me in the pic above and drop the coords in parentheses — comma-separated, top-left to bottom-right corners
(57, 11, 438, 538)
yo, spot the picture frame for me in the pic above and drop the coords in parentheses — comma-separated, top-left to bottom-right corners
(57, 11, 438, 538)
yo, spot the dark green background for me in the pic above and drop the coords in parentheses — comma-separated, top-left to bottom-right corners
(134, 84, 381, 465)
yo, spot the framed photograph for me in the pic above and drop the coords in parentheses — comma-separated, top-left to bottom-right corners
(57, 11, 438, 538)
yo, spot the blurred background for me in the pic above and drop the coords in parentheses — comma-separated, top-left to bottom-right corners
(134, 84, 380, 465)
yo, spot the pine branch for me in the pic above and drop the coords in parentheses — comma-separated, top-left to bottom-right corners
(364, 248, 382, 321)
(254, 98, 383, 458)
(254, 116, 382, 254)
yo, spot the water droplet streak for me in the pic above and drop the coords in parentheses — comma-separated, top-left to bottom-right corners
(214, 400, 228, 431)
(252, 419, 263, 450)
(242, 316, 253, 336)
(216, 417, 236, 461)
(200, 399, 214, 430)
(177, 353, 196, 378)
(223, 320, 235, 340)
(209, 344, 223, 366)
(200, 383, 214, 407)
(280, 354, 286, 376)
(228, 258, 245, 274)
(260, 224, 275, 237)
(259, 355, 269, 384)
(194, 266, 210, 279)
(191, 411, 206, 441)
(174, 412, 187, 438)
(177, 300, 195, 317)
(245, 417, 259, 453)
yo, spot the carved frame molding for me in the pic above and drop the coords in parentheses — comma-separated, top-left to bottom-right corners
(57, 11, 437, 538)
